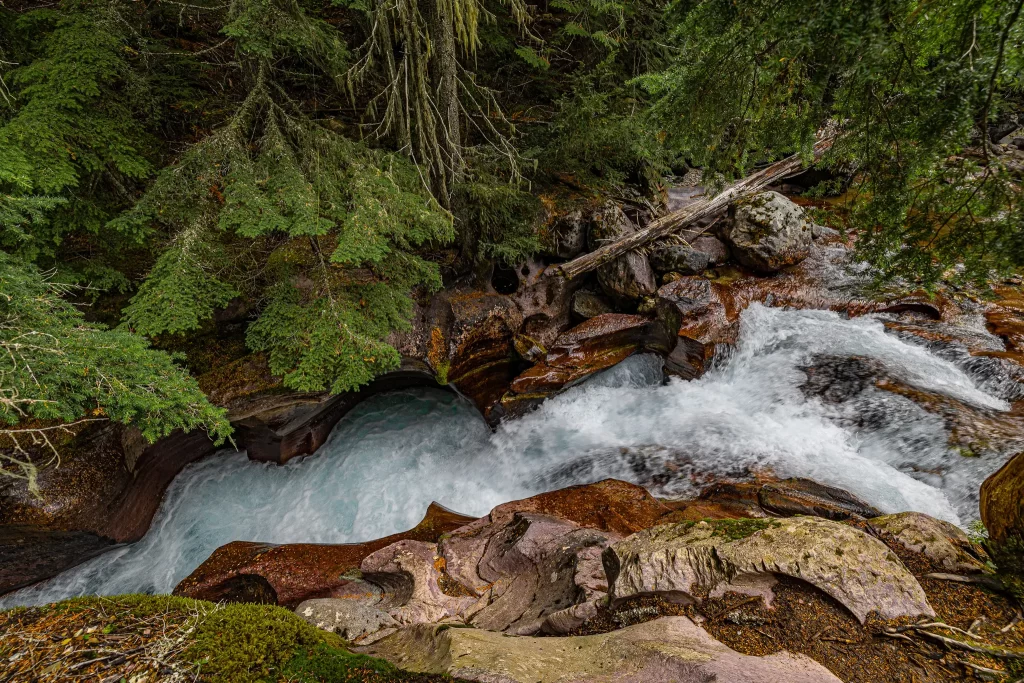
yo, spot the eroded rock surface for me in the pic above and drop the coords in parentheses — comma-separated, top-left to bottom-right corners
(498, 312, 675, 417)
(290, 481, 671, 641)
(606, 516, 934, 623)
(173, 502, 475, 607)
(869, 512, 988, 573)
(360, 617, 843, 683)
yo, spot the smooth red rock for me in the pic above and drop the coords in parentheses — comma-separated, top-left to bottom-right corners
(508, 314, 650, 394)
(173, 502, 476, 607)
(981, 450, 1024, 545)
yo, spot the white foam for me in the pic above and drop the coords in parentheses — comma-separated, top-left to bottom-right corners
(3, 304, 1016, 608)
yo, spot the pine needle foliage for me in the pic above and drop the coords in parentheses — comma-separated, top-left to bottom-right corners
(120, 0, 454, 393)
(0, 1, 156, 266)
(0, 252, 230, 494)
(640, 0, 1024, 286)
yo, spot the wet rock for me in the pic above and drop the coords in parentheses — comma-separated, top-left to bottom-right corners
(691, 234, 731, 265)
(606, 516, 934, 623)
(441, 293, 525, 416)
(360, 617, 843, 683)
(668, 478, 882, 522)
(293, 481, 671, 642)
(721, 191, 812, 273)
(589, 202, 657, 303)
(463, 478, 672, 540)
(981, 450, 1024, 545)
(649, 246, 710, 275)
(512, 334, 546, 363)
(507, 314, 650, 395)
(800, 356, 885, 404)
(664, 336, 714, 380)
(655, 276, 737, 379)
(756, 478, 882, 520)
(571, 290, 613, 320)
(869, 512, 988, 573)
(173, 502, 475, 607)
(657, 276, 737, 345)
(0, 526, 115, 595)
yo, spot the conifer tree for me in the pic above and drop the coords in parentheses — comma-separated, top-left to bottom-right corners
(640, 0, 1024, 286)
(120, 0, 455, 393)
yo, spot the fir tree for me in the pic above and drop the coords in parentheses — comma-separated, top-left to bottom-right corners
(640, 0, 1024, 286)
(120, 0, 454, 392)
(0, 251, 230, 494)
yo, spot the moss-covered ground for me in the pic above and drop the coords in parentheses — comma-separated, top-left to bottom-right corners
(0, 594, 461, 683)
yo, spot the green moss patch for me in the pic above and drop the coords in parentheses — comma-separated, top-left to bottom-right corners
(0, 594, 458, 683)
(706, 518, 780, 542)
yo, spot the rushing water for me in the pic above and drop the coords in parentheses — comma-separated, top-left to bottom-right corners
(3, 303, 1020, 607)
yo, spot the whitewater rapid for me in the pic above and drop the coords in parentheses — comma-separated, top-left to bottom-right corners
(3, 303, 1018, 607)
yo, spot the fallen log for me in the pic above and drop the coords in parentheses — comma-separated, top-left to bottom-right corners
(550, 135, 835, 281)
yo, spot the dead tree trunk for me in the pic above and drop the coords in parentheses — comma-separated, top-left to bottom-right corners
(550, 135, 835, 281)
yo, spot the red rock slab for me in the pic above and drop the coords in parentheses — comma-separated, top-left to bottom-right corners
(658, 276, 739, 345)
(458, 479, 673, 538)
(981, 450, 1024, 545)
(508, 314, 650, 394)
(986, 284, 1024, 361)
(173, 502, 476, 607)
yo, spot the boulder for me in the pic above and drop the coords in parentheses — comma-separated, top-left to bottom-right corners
(649, 246, 710, 275)
(605, 516, 934, 623)
(657, 276, 737, 345)
(440, 293, 524, 416)
(498, 311, 676, 417)
(691, 234, 731, 266)
(173, 502, 475, 607)
(293, 481, 671, 642)
(571, 290, 613, 320)
(721, 191, 812, 273)
(589, 202, 657, 303)
(511, 259, 583, 351)
(664, 336, 715, 380)
(546, 208, 589, 259)
(656, 276, 738, 379)
(361, 617, 843, 683)
(981, 450, 1024, 545)
(869, 512, 988, 573)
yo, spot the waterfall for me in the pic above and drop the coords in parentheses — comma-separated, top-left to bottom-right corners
(4, 303, 1018, 608)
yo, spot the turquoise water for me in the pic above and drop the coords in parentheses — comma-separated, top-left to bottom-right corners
(3, 304, 1017, 607)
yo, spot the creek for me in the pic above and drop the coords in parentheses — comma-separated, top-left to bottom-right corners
(3, 303, 1019, 608)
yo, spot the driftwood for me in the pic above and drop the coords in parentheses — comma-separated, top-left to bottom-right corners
(550, 135, 835, 281)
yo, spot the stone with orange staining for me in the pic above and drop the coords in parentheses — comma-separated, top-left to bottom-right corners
(981, 450, 1024, 546)
(172, 502, 475, 607)
(504, 313, 666, 401)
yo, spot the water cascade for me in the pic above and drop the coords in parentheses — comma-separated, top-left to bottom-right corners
(4, 303, 1019, 607)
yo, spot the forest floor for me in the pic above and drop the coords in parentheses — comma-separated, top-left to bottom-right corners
(0, 595, 461, 683)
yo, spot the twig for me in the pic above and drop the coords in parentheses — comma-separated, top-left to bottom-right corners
(914, 629, 1024, 659)
(706, 595, 762, 621)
